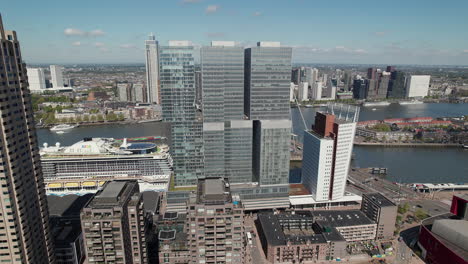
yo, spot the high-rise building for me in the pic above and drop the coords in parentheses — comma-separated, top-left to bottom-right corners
(311, 81, 323, 100)
(50, 64, 64, 88)
(406, 75, 430, 98)
(388, 70, 406, 98)
(201, 41, 252, 182)
(185, 178, 246, 264)
(297, 82, 309, 101)
(244, 42, 292, 187)
(117, 83, 131, 101)
(244, 42, 292, 120)
(145, 33, 160, 104)
(352, 77, 367, 99)
(134, 83, 145, 102)
(80, 180, 147, 264)
(26, 67, 47, 92)
(0, 15, 55, 263)
(302, 104, 359, 202)
(160, 41, 204, 186)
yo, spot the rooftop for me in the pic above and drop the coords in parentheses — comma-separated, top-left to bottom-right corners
(196, 178, 232, 205)
(86, 180, 139, 208)
(313, 210, 375, 227)
(364, 193, 396, 207)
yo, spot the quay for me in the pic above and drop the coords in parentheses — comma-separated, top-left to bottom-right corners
(354, 142, 462, 148)
(411, 183, 468, 192)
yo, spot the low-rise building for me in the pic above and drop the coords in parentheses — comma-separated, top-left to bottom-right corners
(356, 128, 413, 141)
(360, 193, 397, 240)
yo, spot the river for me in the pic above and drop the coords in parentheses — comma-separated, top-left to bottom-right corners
(37, 103, 468, 184)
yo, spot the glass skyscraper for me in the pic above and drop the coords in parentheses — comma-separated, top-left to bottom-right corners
(201, 42, 252, 182)
(160, 41, 203, 186)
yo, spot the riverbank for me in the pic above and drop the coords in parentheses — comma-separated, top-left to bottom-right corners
(37, 119, 162, 129)
(354, 142, 462, 148)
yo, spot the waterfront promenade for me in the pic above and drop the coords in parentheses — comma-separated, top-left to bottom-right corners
(354, 142, 462, 148)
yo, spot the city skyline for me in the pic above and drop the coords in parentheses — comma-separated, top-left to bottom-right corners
(2, 0, 468, 65)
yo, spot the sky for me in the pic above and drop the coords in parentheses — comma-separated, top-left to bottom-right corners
(2, 0, 468, 65)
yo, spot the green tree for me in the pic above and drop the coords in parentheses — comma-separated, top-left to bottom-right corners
(373, 123, 391, 132)
(117, 113, 125, 121)
(90, 115, 97, 122)
(76, 116, 83, 123)
(83, 115, 90, 122)
(97, 114, 104, 122)
(415, 209, 428, 220)
(398, 203, 410, 214)
(106, 112, 117, 121)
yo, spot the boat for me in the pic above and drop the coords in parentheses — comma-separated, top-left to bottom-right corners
(362, 101, 391, 107)
(55, 131, 66, 134)
(398, 100, 424, 105)
(372, 108, 377, 111)
(50, 124, 76, 131)
(304, 104, 313, 108)
(138, 118, 162, 123)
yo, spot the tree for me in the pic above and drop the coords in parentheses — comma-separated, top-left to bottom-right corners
(76, 116, 83, 123)
(106, 112, 117, 121)
(398, 203, 410, 214)
(415, 209, 428, 220)
(373, 123, 391, 132)
(83, 115, 90, 122)
(90, 115, 97, 122)
(97, 114, 104, 122)
(117, 113, 125, 121)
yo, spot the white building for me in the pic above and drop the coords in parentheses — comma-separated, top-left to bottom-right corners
(26, 68, 46, 92)
(134, 83, 145, 102)
(145, 33, 160, 104)
(50, 65, 64, 88)
(305, 68, 319, 85)
(298, 82, 309, 101)
(406, 75, 430, 98)
(311, 81, 322, 100)
(302, 104, 359, 202)
(290, 82, 296, 102)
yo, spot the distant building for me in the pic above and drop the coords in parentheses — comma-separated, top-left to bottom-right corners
(353, 77, 367, 99)
(360, 193, 397, 240)
(289, 82, 296, 102)
(117, 83, 132, 101)
(406, 75, 430, 98)
(134, 83, 146, 102)
(50, 65, 64, 88)
(298, 82, 309, 101)
(87, 91, 110, 101)
(80, 181, 148, 264)
(302, 104, 359, 202)
(27, 67, 47, 92)
(311, 81, 323, 100)
(145, 33, 160, 104)
(388, 70, 406, 98)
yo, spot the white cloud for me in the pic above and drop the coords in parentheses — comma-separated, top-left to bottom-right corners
(89, 29, 105, 36)
(64, 28, 105, 37)
(64, 28, 85, 36)
(374, 31, 386, 36)
(205, 5, 220, 14)
(71, 41, 81, 46)
(120, 44, 136, 49)
(253, 11, 262, 16)
(94, 42, 105, 47)
(181, 0, 201, 3)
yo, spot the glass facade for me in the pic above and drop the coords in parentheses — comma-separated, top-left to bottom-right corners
(244, 46, 292, 120)
(201, 45, 253, 183)
(160, 44, 204, 186)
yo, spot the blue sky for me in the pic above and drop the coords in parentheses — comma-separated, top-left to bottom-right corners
(2, 0, 468, 65)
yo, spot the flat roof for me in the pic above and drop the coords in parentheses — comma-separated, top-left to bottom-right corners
(97, 181, 127, 199)
(313, 210, 375, 227)
(87, 180, 138, 208)
(364, 193, 396, 207)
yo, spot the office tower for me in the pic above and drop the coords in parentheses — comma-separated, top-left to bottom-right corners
(134, 83, 145, 102)
(360, 193, 397, 240)
(367, 67, 377, 80)
(244, 42, 292, 186)
(80, 181, 147, 264)
(302, 103, 359, 202)
(311, 81, 322, 100)
(353, 77, 367, 99)
(27, 67, 46, 92)
(406, 75, 430, 98)
(244, 42, 292, 120)
(186, 178, 246, 264)
(305, 68, 319, 85)
(343, 71, 353, 91)
(322, 73, 328, 84)
(145, 33, 160, 104)
(117, 83, 130, 101)
(388, 71, 406, 98)
(201, 41, 252, 182)
(160, 41, 203, 186)
(291, 67, 300, 84)
(297, 82, 308, 101)
(324, 85, 336, 100)
(194, 70, 202, 105)
(0, 16, 54, 263)
(377, 71, 390, 99)
(253, 120, 291, 185)
(289, 82, 296, 102)
(50, 64, 64, 88)
(386, 66, 395, 72)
